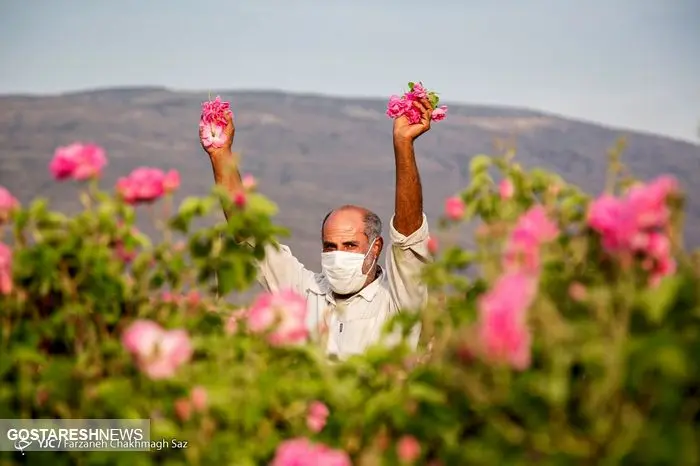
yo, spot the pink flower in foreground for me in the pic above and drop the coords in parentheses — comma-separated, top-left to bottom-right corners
(0, 186, 19, 223)
(0, 242, 13, 296)
(306, 401, 330, 433)
(121, 320, 193, 379)
(191, 386, 207, 411)
(431, 105, 448, 122)
(499, 178, 514, 200)
(163, 170, 180, 193)
(246, 289, 308, 346)
(587, 195, 638, 252)
(271, 438, 351, 466)
(503, 206, 559, 273)
(397, 435, 421, 463)
(225, 308, 248, 335)
(444, 196, 465, 220)
(242, 174, 257, 191)
(174, 398, 191, 421)
(427, 236, 439, 255)
(116, 167, 180, 204)
(568, 282, 587, 302)
(234, 191, 247, 208)
(477, 272, 537, 370)
(587, 176, 678, 285)
(49, 143, 107, 181)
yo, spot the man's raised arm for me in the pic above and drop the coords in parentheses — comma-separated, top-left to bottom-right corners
(203, 112, 243, 220)
(200, 112, 313, 294)
(386, 98, 433, 312)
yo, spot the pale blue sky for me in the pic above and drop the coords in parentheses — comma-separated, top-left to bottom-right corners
(1, 0, 698, 141)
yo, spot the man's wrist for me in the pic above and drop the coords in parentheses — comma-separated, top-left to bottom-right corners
(393, 136, 413, 150)
(209, 148, 234, 163)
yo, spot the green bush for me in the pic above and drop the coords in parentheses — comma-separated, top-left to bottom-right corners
(0, 142, 698, 465)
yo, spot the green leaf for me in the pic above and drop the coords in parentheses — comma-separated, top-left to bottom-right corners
(408, 81, 415, 91)
(407, 382, 446, 404)
(469, 155, 492, 176)
(246, 193, 278, 217)
(637, 276, 683, 324)
(217, 263, 240, 295)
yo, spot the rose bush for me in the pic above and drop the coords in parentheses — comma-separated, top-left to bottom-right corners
(1, 141, 699, 465)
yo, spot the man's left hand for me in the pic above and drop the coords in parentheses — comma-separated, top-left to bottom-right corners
(392, 97, 433, 144)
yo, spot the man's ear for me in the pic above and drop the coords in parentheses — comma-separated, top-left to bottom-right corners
(374, 236, 384, 257)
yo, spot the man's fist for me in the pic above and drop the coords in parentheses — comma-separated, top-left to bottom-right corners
(199, 112, 235, 158)
(392, 97, 433, 144)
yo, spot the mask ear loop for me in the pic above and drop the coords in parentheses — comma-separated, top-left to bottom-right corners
(362, 238, 378, 275)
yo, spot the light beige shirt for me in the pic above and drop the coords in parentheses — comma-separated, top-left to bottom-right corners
(255, 214, 431, 359)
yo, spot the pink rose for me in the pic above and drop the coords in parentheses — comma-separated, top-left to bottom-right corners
(408, 82, 428, 99)
(242, 174, 257, 191)
(444, 196, 465, 220)
(225, 308, 247, 335)
(397, 435, 421, 463)
(386, 82, 448, 125)
(49, 143, 107, 181)
(0, 242, 13, 296)
(502, 206, 559, 274)
(200, 96, 231, 127)
(174, 398, 191, 421)
(587, 175, 678, 286)
(427, 236, 439, 255)
(430, 105, 448, 122)
(163, 170, 180, 193)
(200, 96, 232, 149)
(386, 95, 411, 119)
(0, 186, 19, 223)
(191, 386, 207, 411)
(234, 192, 246, 208)
(116, 167, 180, 204)
(306, 401, 330, 433)
(199, 121, 227, 149)
(271, 438, 351, 466)
(121, 320, 193, 379)
(404, 105, 423, 124)
(499, 179, 514, 200)
(568, 282, 587, 302)
(477, 272, 537, 370)
(246, 289, 308, 346)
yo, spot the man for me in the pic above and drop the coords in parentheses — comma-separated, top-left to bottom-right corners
(201, 97, 434, 359)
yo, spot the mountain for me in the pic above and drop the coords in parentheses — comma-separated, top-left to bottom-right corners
(1, 87, 699, 272)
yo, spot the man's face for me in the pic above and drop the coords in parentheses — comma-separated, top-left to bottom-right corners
(322, 209, 368, 254)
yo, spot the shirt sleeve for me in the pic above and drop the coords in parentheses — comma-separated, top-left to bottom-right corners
(245, 240, 315, 295)
(385, 213, 431, 313)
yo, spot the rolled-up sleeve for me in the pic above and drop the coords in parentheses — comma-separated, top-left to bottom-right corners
(386, 214, 431, 313)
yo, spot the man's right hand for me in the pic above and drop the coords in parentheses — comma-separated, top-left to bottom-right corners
(199, 112, 235, 159)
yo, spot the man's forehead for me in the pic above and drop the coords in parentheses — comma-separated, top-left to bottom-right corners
(323, 209, 365, 240)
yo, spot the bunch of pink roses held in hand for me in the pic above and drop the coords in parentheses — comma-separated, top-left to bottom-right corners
(386, 82, 448, 124)
(199, 96, 232, 149)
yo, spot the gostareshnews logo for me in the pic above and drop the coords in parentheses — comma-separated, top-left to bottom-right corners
(0, 419, 155, 454)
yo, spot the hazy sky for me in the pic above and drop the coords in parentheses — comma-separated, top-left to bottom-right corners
(1, 0, 698, 141)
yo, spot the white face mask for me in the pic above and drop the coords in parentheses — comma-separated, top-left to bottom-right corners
(321, 239, 377, 295)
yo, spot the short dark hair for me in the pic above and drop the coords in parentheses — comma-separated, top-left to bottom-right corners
(321, 205, 382, 242)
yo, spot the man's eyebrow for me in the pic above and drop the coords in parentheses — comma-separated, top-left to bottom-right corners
(342, 241, 359, 246)
(322, 241, 336, 247)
